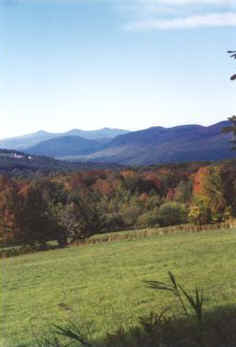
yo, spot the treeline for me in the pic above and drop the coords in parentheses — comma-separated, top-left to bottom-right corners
(1, 160, 236, 248)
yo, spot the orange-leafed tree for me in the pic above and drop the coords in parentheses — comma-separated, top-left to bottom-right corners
(190, 166, 227, 223)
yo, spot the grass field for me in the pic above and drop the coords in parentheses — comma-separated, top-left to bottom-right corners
(2, 228, 236, 346)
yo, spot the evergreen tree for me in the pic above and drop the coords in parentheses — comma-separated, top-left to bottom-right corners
(222, 116, 236, 150)
(228, 50, 236, 80)
(222, 51, 236, 147)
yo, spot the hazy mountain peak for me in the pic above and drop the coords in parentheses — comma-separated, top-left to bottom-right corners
(0, 127, 130, 151)
(35, 130, 49, 135)
(66, 129, 82, 135)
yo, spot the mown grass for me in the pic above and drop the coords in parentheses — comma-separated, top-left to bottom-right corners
(2, 228, 236, 346)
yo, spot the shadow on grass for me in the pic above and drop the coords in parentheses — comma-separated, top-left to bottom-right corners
(100, 305, 236, 347)
(17, 272, 236, 347)
(25, 305, 236, 347)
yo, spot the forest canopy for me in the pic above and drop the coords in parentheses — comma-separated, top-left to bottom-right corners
(0, 160, 236, 248)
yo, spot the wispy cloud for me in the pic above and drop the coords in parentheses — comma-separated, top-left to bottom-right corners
(117, 0, 236, 31)
(1, 0, 235, 31)
(126, 11, 236, 30)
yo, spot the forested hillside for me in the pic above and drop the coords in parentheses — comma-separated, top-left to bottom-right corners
(1, 159, 236, 248)
(0, 149, 123, 176)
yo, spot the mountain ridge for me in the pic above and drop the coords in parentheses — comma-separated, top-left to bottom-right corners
(59, 121, 234, 165)
(0, 128, 130, 150)
(1, 121, 234, 166)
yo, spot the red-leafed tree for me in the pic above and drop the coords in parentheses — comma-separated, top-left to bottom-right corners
(0, 180, 69, 247)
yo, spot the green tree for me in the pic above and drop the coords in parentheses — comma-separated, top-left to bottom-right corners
(37, 180, 69, 246)
(175, 180, 192, 203)
(68, 191, 106, 241)
(202, 167, 227, 222)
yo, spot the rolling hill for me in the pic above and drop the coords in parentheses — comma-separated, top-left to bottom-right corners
(0, 149, 123, 175)
(26, 135, 105, 157)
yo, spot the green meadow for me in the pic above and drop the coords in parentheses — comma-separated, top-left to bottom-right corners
(2, 229, 236, 346)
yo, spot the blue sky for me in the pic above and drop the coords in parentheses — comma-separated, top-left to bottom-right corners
(0, 0, 235, 138)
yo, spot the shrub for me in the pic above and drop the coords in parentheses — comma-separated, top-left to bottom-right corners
(120, 206, 142, 227)
(158, 202, 188, 227)
(136, 209, 159, 228)
(104, 213, 125, 232)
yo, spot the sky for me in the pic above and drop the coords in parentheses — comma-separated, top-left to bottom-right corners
(0, 0, 235, 139)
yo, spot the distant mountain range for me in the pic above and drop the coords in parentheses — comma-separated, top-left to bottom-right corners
(0, 128, 130, 150)
(56, 121, 236, 165)
(0, 122, 235, 166)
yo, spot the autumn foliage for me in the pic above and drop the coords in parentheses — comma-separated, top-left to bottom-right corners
(0, 160, 236, 248)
